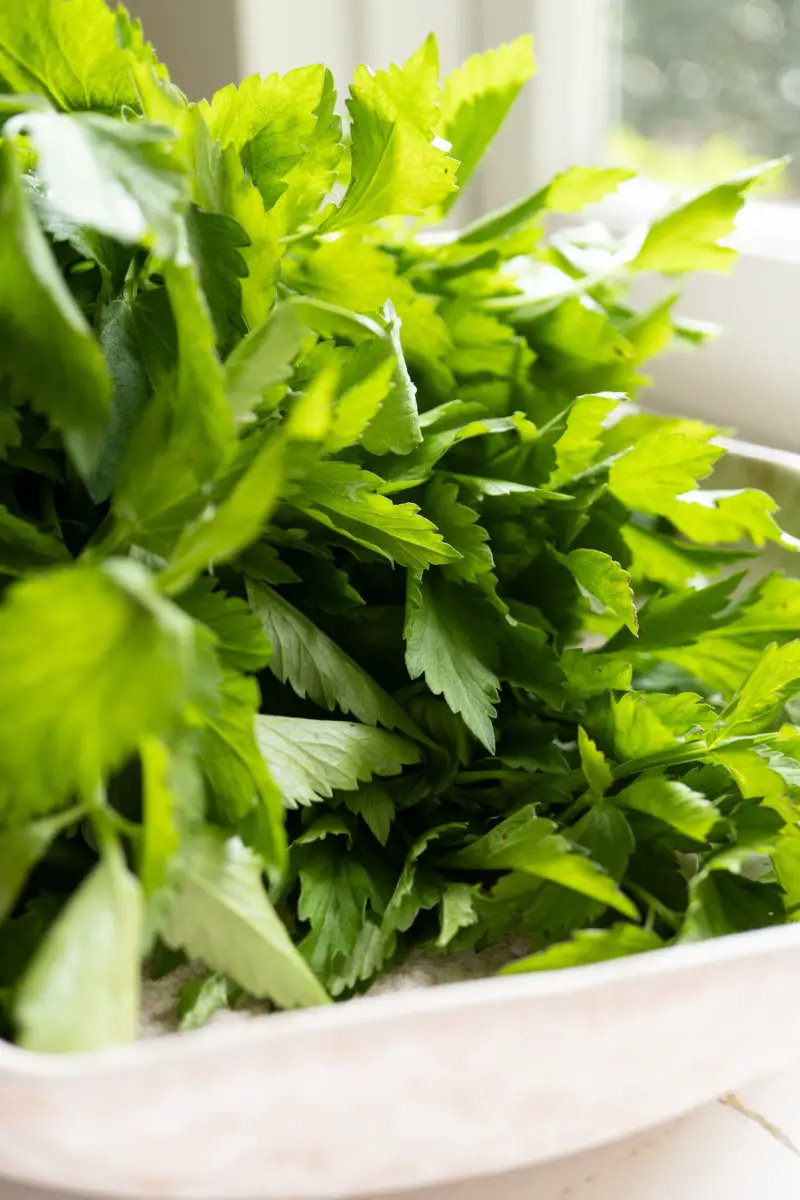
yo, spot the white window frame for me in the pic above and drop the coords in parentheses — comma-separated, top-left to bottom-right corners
(139, 0, 800, 452)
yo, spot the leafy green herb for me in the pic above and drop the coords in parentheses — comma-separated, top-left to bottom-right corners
(1, 1, 799, 1051)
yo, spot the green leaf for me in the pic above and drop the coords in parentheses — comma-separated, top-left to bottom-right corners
(424, 477, 495, 586)
(326, 342, 396, 454)
(159, 429, 286, 596)
(0, 505, 70, 575)
(202, 66, 331, 222)
(323, 40, 456, 231)
(458, 166, 634, 244)
(0, 0, 140, 111)
(294, 831, 390, 989)
(561, 651, 632, 700)
(160, 827, 328, 1008)
(178, 972, 231, 1032)
(666, 488, 795, 549)
(578, 726, 613, 798)
(0, 810, 80, 923)
(502, 924, 662, 975)
(199, 671, 286, 873)
(162, 258, 236, 481)
(443, 806, 637, 917)
(185, 207, 248, 356)
(718, 641, 800, 737)
(616, 772, 718, 842)
(0, 139, 110, 478)
(632, 161, 784, 274)
(0, 559, 207, 822)
(247, 581, 420, 737)
(405, 571, 500, 752)
(86, 295, 153, 504)
(342, 783, 396, 847)
(15, 847, 142, 1053)
(564, 549, 638, 634)
(178, 580, 271, 673)
(358, 303, 422, 456)
(611, 692, 713, 762)
(439, 36, 535, 202)
(9, 112, 187, 258)
(290, 462, 459, 569)
(225, 302, 306, 418)
(609, 431, 723, 517)
(437, 882, 479, 947)
(139, 734, 204, 900)
(549, 392, 621, 486)
(255, 716, 420, 809)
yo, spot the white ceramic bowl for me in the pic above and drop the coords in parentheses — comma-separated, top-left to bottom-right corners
(2, 925, 800, 1199)
(2, 440, 800, 1200)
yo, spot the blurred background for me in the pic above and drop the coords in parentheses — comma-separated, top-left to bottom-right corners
(120, 0, 800, 449)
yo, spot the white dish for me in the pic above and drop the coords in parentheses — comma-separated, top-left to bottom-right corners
(2, 924, 800, 1199)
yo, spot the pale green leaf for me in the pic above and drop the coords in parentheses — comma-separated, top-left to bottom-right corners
(255, 716, 420, 808)
(16, 848, 142, 1053)
(9, 112, 187, 258)
(160, 827, 328, 1008)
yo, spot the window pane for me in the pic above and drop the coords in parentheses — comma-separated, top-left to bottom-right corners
(613, 0, 800, 194)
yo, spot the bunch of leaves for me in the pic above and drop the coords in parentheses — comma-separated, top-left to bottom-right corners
(0, 0, 799, 1053)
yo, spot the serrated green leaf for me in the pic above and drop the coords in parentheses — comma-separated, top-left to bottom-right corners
(323, 41, 456, 231)
(578, 726, 613, 797)
(440, 36, 535, 203)
(0, 0, 140, 111)
(564, 548, 638, 634)
(405, 571, 500, 752)
(255, 716, 420, 809)
(632, 161, 784, 274)
(160, 827, 327, 1008)
(717, 641, 800, 737)
(247, 580, 420, 737)
(178, 580, 271, 673)
(437, 882, 479, 947)
(549, 392, 621, 487)
(444, 806, 637, 917)
(609, 431, 723, 517)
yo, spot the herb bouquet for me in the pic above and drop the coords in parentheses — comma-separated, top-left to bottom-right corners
(0, 0, 798, 1053)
